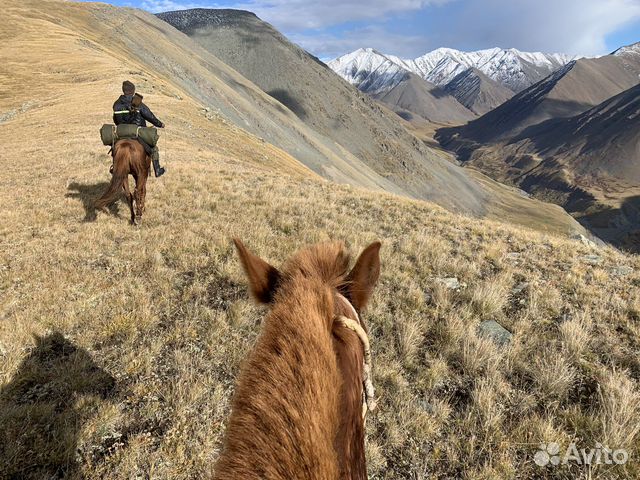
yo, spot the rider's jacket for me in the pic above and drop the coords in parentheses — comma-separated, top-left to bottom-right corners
(112, 94, 163, 128)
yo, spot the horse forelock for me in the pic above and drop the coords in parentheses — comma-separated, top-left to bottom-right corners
(278, 243, 368, 479)
(280, 242, 350, 289)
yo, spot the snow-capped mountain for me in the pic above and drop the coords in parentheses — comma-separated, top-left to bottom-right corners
(613, 41, 640, 58)
(327, 48, 411, 95)
(328, 48, 480, 123)
(410, 48, 502, 84)
(329, 47, 575, 94)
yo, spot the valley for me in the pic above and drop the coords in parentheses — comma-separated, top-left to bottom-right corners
(436, 44, 640, 252)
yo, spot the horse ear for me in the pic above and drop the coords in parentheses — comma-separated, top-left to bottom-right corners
(233, 239, 281, 304)
(346, 241, 381, 311)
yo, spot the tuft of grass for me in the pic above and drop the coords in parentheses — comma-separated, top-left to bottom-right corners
(531, 354, 577, 403)
(599, 370, 640, 449)
(559, 310, 593, 362)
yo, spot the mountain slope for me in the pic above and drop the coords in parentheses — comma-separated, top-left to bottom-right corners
(157, 8, 590, 232)
(159, 9, 494, 213)
(442, 67, 514, 115)
(511, 83, 640, 184)
(440, 84, 640, 250)
(437, 50, 640, 149)
(372, 72, 477, 124)
(9, 0, 417, 194)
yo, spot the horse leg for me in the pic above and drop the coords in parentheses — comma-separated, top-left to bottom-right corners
(122, 176, 135, 224)
(134, 173, 147, 226)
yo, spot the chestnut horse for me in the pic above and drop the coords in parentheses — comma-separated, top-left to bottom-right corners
(214, 240, 381, 480)
(95, 139, 150, 225)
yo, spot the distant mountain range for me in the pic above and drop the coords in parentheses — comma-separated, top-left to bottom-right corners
(438, 45, 640, 145)
(436, 42, 640, 250)
(154, 8, 589, 235)
(330, 47, 574, 93)
(328, 47, 574, 120)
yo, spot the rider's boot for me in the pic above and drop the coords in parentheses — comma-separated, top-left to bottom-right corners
(151, 146, 165, 177)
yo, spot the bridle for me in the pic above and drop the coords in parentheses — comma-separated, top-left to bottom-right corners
(335, 293, 377, 419)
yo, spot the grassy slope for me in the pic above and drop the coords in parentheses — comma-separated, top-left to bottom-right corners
(1, 1, 640, 479)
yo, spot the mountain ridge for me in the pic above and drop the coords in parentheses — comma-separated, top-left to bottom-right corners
(437, 46, 640, 149)
(329, 46, 575, 94)
(371, 72, 478, 124)
(442, 67, 514, 115)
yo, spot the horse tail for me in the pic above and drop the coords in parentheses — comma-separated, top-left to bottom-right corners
(95, 142, 131, 209)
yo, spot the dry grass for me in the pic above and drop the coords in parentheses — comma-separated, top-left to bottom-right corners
(2, 138, 640, 478)
(2, 1, 640, 479)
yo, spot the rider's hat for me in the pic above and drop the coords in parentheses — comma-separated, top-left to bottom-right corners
(122, 80, 135, 95)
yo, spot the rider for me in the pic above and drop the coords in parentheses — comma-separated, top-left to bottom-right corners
(112, 80, 166, 177)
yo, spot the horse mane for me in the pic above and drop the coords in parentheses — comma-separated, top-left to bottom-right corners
(214, 242, 368, 480)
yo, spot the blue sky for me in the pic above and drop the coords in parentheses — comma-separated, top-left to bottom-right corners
(85, 0, 640, 59)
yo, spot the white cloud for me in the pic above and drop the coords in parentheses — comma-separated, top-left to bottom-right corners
(234, 0, 451, 31)
(143, 0, 640, 57)
(443, 0, 640, 56)
(299, 0, 640, 57)
(289, 27, 430, 60)
(141, 0, 212, 13)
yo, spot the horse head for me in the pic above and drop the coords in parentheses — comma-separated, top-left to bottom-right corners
(223, 239, 381, 480)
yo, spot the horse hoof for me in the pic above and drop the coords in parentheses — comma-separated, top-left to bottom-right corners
(133, 216, 142, 226)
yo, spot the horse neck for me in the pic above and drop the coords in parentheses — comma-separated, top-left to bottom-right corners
(214, 277, 342, 479)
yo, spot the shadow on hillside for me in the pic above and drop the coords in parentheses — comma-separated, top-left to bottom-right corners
(267, 89, 307, 120)
(428, 87, 450, 99)
(66, 181, 119, 222)
(0, 332, 115, 479)
(580, 195, 640, 253)
(396, 111, 414, 121)
(436, 98, 595, 156)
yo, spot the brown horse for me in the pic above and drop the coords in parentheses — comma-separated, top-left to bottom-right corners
(214, 240, 381, 480)
(95, 139, 150, 225)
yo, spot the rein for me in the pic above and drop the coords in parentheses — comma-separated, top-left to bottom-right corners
(335, 293, 377, 418)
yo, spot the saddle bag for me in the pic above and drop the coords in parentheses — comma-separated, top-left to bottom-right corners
(100, 124, 159, 147)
